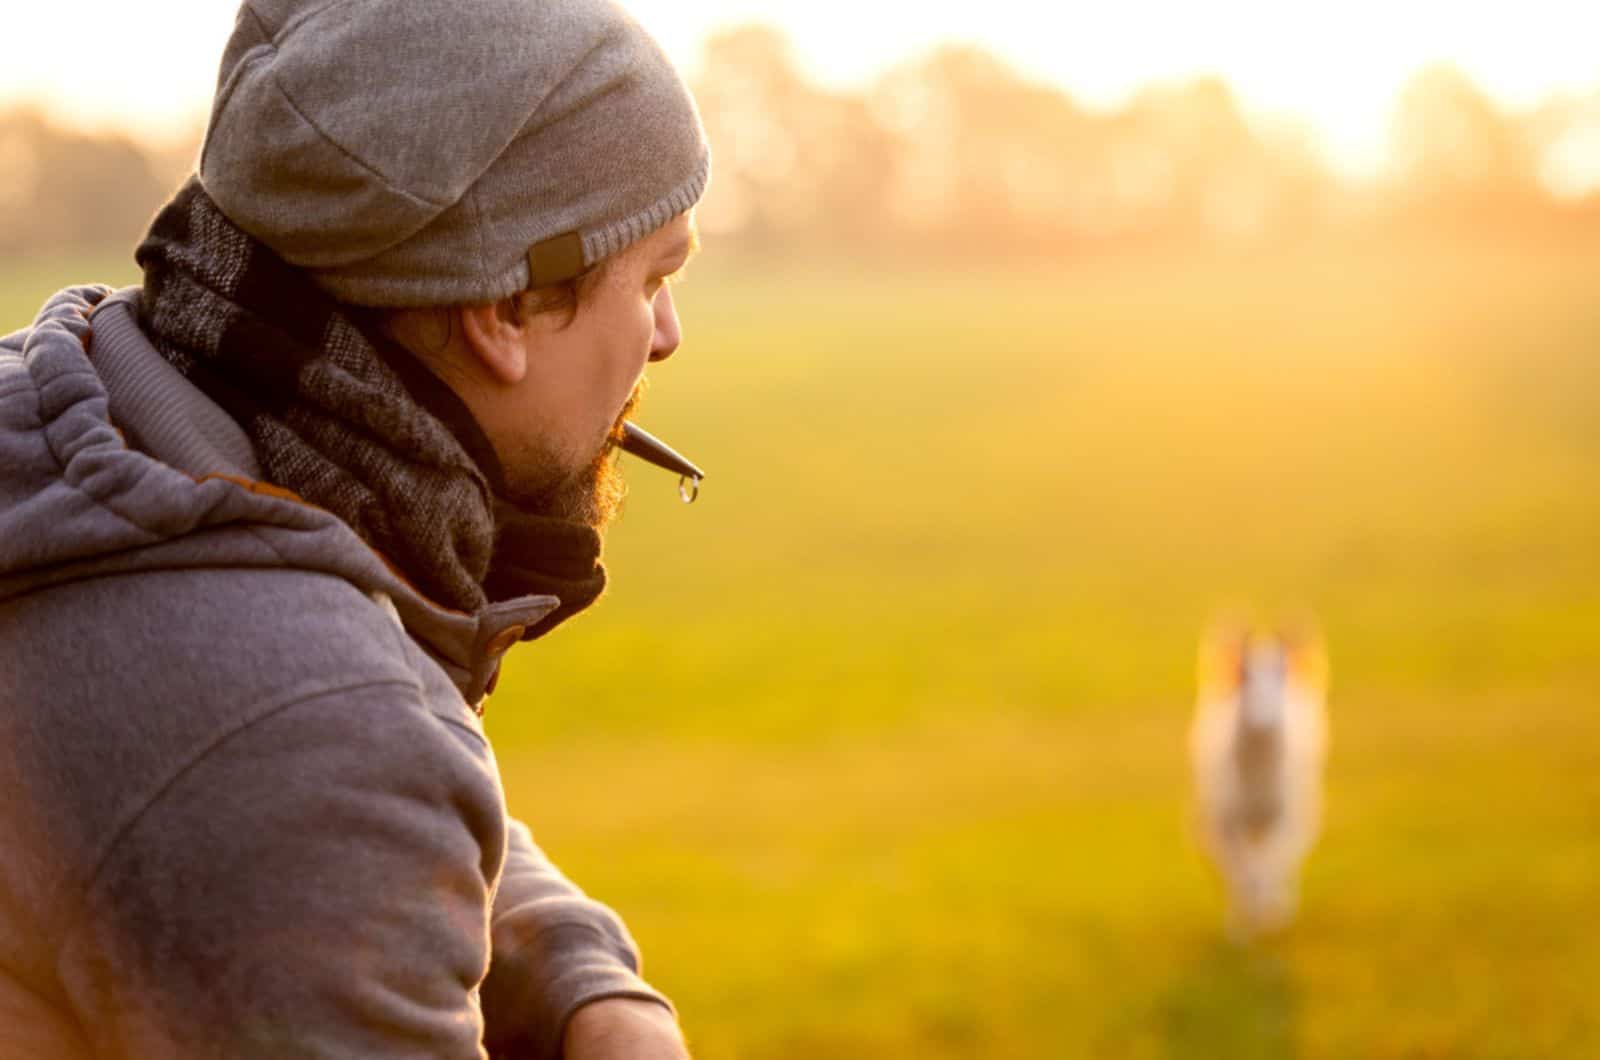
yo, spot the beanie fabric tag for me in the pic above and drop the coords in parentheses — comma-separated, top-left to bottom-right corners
(526, 232, 588, 288)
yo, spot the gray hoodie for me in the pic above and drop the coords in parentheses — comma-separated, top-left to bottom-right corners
(0, 286, 668, 1059)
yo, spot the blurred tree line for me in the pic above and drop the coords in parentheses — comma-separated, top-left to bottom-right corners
(5, 25, 1600, 261)
(0, 108, 183, 259)
(692, 27, 1600, 255)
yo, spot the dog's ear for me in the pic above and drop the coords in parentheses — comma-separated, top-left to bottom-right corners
(1278, 617, 1329, 695)
(1198, 615, 1252, 694)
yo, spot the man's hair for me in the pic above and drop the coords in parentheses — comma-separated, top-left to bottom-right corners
(509, 259, 613, 327)
(371, 257, 614, 360)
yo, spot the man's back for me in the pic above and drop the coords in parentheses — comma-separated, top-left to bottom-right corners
(1, 287, 652, 1058)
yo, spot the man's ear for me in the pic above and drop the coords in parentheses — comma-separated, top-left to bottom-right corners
(458, 300, 528, 385)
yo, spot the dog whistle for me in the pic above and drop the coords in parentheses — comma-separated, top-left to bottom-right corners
(620, 422, 705, 504)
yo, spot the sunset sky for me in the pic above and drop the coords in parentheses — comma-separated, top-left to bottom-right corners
(3, 0, 1596, 177)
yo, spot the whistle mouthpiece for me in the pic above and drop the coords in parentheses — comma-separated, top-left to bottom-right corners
(619, 422, 705, 503)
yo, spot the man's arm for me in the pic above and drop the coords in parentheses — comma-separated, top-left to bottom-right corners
(480, 819, 688, 1059)
(564, 998, 690, 1060)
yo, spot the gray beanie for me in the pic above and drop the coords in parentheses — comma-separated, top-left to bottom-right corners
(199, 0, 711, 307)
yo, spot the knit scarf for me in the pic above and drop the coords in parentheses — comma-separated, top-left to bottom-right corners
(135, 178, 606, 636)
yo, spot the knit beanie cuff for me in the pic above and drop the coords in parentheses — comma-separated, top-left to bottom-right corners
(581, 150, 711, 269)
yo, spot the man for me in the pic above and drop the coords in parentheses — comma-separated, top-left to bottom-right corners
(0, 0, 708, 1057)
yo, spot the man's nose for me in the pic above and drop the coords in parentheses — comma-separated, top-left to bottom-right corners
(649, 286, 681, 362)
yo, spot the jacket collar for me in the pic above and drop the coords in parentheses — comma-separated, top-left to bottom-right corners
(78, 286, 556, 703)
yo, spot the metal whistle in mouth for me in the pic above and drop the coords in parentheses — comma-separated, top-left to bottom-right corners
(619, 422, 705, 504)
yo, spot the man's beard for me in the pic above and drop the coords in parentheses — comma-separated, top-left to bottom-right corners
(500, 383, 644, 530)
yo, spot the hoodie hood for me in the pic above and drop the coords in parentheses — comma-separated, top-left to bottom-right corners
(0, 286, 557, 698)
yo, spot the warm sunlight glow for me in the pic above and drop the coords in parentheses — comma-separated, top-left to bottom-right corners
(0, 2, 236, 142)
(637, 0, 1600, 179)
(3, 0, 1598, 178)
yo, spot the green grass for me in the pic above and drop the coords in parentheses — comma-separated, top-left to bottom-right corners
(7, 240, 1598, 1057)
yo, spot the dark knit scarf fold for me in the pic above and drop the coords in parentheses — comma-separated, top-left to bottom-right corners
(135, 178, 605, 637)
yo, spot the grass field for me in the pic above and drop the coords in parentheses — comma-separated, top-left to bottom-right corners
(5, 239, 1597, 1058)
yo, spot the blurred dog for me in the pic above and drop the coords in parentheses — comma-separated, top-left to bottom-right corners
(1189, 621, 1328, 939)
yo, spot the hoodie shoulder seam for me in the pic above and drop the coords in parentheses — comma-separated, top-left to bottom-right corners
(74, 675, 425, 917)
